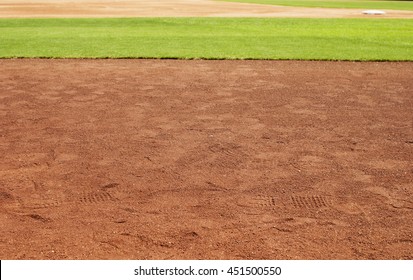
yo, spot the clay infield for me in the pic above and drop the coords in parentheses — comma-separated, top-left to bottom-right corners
(1, 0, 413, 260)
(1, 59, 412, 259)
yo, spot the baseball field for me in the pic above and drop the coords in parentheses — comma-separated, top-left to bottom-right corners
(0, 0, 412, 260)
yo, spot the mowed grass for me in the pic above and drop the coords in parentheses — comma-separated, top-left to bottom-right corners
(0, 18, 412, 60)
(220, 0, 413, 11)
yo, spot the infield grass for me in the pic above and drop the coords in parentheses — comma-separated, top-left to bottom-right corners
(0, 18, 412, 60)
(220, 0, 413, 11)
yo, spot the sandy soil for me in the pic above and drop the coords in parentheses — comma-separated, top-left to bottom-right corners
(0, 59, 412, 259)
(1, 0, 413, 18)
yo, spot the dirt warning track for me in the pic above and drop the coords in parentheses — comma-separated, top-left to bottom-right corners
(0, 59, 412, 259)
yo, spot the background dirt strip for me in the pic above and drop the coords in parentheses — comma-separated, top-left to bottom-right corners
(1, 0, 413, 18)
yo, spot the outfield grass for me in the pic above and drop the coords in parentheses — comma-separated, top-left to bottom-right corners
(220, 0, 413, 11)
(0, 18, 412, 61)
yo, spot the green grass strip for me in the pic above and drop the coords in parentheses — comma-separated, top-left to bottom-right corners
(219, 0, 413, 11)
(0, 18, 412, 61)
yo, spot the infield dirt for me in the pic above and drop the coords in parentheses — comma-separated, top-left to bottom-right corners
(1, 59, 412, 259)
(1, 0, 413, 18)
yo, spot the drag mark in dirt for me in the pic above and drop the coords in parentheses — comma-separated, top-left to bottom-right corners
(27, 213, 51, 223)
(0, 189, 22, 213)
(100, 183, 120, 190)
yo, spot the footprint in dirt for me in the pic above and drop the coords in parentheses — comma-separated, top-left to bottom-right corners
(236, 194, 278, 213)
(366, 186, 413, 210)
(236, 193, 333, 213)
(290, 195, 331, 209)
(78, 191, 118, 205)
(2, 181, 126, 212)
(207, 142, 247, 169)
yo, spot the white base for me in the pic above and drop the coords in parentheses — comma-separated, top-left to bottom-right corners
(363, 10, 386, 15)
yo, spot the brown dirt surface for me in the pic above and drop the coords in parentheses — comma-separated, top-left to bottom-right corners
(0, 59, 412, 259)
(1, 0, 413, 18)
